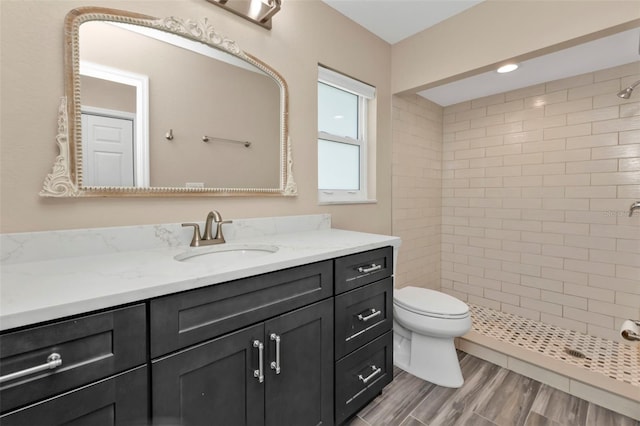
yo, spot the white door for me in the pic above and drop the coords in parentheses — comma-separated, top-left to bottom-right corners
(82, 113, 134, 186)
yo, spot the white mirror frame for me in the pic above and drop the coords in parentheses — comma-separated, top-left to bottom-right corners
(41, 7, 296, 197)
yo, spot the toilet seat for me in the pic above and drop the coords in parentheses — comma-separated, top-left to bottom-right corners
(394, 287, 469, 319)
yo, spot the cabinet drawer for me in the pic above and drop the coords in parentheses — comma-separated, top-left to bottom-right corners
(150, 260, 333, 357)
(335, 331, 393, 425)
(335, 246, 393, 294)
(335, 277, 393, 359)
(0, 304, 146, 414)
(0, 366, 148, 426)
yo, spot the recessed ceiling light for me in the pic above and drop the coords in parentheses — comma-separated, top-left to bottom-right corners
(497, 63, 519, 73)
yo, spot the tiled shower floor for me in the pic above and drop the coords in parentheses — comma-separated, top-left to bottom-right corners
(469, 303, 640, 388)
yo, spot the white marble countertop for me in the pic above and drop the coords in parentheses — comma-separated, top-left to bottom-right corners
(1, 226, 400, 331)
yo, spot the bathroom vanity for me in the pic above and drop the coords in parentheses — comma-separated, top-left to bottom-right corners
(0, 216, 399, 425)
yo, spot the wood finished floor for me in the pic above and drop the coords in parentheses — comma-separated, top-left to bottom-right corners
(349, 352, 639, 426)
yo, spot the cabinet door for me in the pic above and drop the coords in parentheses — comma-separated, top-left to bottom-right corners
(0, 366, 147, 426)
(152, 324, 265, 426)
(264, 299, 334, 426)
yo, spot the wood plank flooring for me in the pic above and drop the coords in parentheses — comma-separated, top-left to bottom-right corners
(349, 352, 639, 426)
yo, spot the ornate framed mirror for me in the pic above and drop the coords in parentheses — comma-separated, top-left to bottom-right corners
(41, 7, 296, 197)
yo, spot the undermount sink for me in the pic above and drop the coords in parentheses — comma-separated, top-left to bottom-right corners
(175, 244, 279, 265)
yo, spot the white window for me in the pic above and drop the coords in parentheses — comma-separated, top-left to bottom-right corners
(318, 66, 375, 203)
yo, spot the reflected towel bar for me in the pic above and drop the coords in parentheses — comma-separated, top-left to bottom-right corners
(202, 135, 251, 148)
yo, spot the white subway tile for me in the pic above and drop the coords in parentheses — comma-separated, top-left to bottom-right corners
(522, 163, 565, 176)
(488, 99, 524, 115)
(502, 261, 541, 278)
(503, 198, 540, 209)
(521, 275, 563, 292)
(542, 199, 589, 211)
(565, 259, 616, 277)
(486, 143, 522, 157)
(525, 91, 567, 108)
(567, 106, 618, 125)
(546, 73, 594, 91)
(616, 264, 640, 280)
(544, 149, 591, 163)
(619, 157, 640, 172)
(470, 114, 505, 129)
(541, 267, 588, 285)
(506, 83, 546, 101)
(505, 109, 545, 123)
(542, 244, 588, 260)
(485, 248, 521, 262)
(565, 133, 617, 150)
(564, 282, 614, 303)
(521, 297, 563, 316)
(455, 147, 486, 159)
(503, 176, 544, 187)
(617, 239, 640, 254)
(470, 156, 504, 168)
(521, 253, 564, 268)
(468, 275, 502, 290)
(566, 159, 618, 174)
(590, 249, 640, 267)
(521, 231, 564, 245)
(588, 300, 638, 320)
(522, 138, 566, 153)
(501, 304, 540, 321)
(619, 129, 640, 145)
(568, 79, 620, 100)
(591, 171, 640, 185)
(484, 269, 521, 284)
(456, 107, 487, 121)
(589, 275, 639, 296)
(543, 123, 591, 140)
(472, 93, 506, 108)
(469, 135, 504, 148)
(565, 235, 616, 251)
(524, 115, 567, 131)
(542, 291, 588, 310)
(504, 153, 544, 166)
(593, 62, 639, 81)
(545, 98, 592, 116)
(592, 115, 640, 134)
(485, 289, 520, 305)
(505, 130, 544, 146)
(543, 174, 590, 187)
(521, 209, 565, 222)
(614, 291, 640, 309)
(468, 295, 501, 310)
(565, 186, 616, 199)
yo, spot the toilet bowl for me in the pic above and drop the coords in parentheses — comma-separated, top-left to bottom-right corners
(393, 286, 471, 388)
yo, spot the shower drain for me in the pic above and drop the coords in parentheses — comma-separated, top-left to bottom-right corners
(564, 347, 588, 359)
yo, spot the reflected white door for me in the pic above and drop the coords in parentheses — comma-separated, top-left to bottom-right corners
(82, 113, 134, 186)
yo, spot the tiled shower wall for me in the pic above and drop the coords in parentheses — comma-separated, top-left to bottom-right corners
(392, 94, 443, 290)
(440, 62, 640, 342)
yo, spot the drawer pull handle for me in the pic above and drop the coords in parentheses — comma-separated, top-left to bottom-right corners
(0, 353, 62, 384)
(253, 340, 264, 383)
(358, 264, 382, 274)
(270, 333, 281, 374)
(358, 365, 382, 384)
(357, 309, 381, 322)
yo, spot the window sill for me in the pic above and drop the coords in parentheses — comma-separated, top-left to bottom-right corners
(318, 199, 377, 206)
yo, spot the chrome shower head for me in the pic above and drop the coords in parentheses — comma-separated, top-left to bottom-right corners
(618, 80, 640, 99)
(617, 87, 633, 99)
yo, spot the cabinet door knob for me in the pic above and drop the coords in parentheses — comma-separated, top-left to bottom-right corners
(357, 264, 382, 274)
(253, 340, 264, 383)
(357, 308, 382, 322)
(269, 333, 281, 374)
(0, 353, 62, 384)
(357, 365, 382, 385)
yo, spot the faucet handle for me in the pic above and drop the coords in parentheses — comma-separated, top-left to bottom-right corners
(182, 223, 203, 247)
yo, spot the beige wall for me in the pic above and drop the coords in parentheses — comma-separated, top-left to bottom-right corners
(392, 0, 640, 94)
(440, 62, 640, 342)
(392, 94, 442, 290)
(0, 1, 392, 234)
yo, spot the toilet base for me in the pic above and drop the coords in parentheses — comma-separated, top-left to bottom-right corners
(393, 328, 464, 388)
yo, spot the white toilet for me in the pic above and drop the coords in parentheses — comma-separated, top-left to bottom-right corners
(393, 286, 472, 388)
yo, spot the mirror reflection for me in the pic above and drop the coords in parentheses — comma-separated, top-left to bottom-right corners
(79, 21, 280, 189)
(40, 7, 295, 197)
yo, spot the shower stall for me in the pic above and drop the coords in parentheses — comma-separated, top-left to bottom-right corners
(391, 60, 640, 419)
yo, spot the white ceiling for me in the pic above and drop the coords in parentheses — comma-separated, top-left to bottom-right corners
(321, 0, 483, 45)
(320, 0, 640, 106)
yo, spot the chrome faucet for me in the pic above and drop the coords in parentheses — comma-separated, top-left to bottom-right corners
(182, 210, 233, 247)
(629, 201, 640, 217)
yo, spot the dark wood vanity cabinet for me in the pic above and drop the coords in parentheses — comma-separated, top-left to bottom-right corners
(149, 261, 335, 426)
(334, 247, 395, 425)
(0, 304, 148, 425)
(152, 299, 334, 426)
(0, 245, 395, 426)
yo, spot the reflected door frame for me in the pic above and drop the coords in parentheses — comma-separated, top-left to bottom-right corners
(80, 60, 150, 187)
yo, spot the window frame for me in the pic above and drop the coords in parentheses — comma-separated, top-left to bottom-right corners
(317, 66, 375, 204)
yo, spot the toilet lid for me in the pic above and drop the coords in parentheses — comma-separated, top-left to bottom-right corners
(394, 286, 469, 318)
